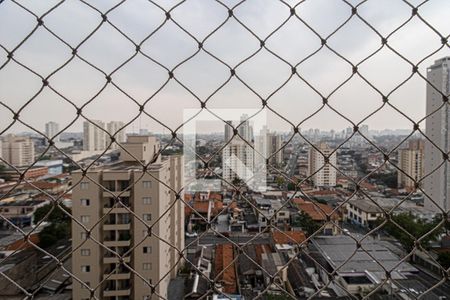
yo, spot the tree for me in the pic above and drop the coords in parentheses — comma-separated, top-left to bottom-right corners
(276, 176, 285, 187)
(34, 203, 71, 248)
(34, 203, 71, 225)
(293, 211, 320, 236)
(437, 251, 450, 269)
(369, 172, 397, 188)
(376, 213, 442, 252)
(38, 222, 71, 248)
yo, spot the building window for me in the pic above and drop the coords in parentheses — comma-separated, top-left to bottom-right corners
(143, 214, 152, 221)
(81, 265, 90, 272)
(81, 249, 90, 256)
(81, 232, 88, 240)
(143, 246, 152, 254)
(80, 182, 89, 190)
(143, 229, 149, 237)
(81, 199, 90, 206)
(81, 215, 90, 223)
(143, 263, 152, 270)
(143, 197, 152, 205)
(143, 181, 152, 188)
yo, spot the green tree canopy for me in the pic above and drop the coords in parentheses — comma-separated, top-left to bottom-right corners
(34, 203, 71, 225)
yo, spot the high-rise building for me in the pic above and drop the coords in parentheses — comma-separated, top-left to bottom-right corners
(45, 121, 60, 143)
(398, 140, 424, 191)
(107, 121, 126, 149)
(71, 135, 184, 300)
(223, 138, 255, 185)
(1, 134, 35, 166)
(223, 115, 255, 185)
(308, 143, 337, 187)
(424, 57, 450, 212)
(238, 114, 252, 142)
(256, 126, 283, 166)
(83, 120, 106, 151)
(224, 120, 234, 143)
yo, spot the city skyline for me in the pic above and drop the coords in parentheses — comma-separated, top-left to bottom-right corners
(0, 1, 449, 134)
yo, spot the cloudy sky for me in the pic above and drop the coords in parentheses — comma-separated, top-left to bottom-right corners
(0, 0, 449, 136)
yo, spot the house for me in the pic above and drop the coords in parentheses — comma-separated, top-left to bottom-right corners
(294, 198, 341, 235)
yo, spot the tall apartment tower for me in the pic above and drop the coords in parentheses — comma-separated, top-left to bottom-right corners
(256, 127, 283, 167)
(308, 143, 337, 187)
(1, 134, 35, 166)
(424, 57, 450, 213)
(222, 138, 255, 184)
(72, 135, 184, 300)
(398, 140, 424, 191)
(83, 120, 106, 151)
(107, 121, 126, 149)
(238, 114, 252, 142)
(224, 120, 234, 143)
(45, 121, 60, 143)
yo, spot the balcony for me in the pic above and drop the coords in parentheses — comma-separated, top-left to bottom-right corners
(103, 289, 131, 297)
(103, 231, 131, 247)
(103, 256, 131, 264)
(103, 223, 131, 231)
(103, 190, 130, 198)
(103, 272, 131, 280)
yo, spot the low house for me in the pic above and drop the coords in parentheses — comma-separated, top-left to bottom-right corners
(294, 198, 341, 235)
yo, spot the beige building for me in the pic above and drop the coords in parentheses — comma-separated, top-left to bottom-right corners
(424, 57, 450, 212)
(71, 135, 184, 300)
(308, 143, 337, 187)
(256, 127, 283, 167)
(1, 134, 35, 166)
(83, 120, 106, 151)
(398, 140, 424, 190)
(107, 121, 127, 150)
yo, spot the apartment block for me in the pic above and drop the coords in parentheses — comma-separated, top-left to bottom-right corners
(424, 57, 450, 212)
(83, 120, 107, 151)
(71, 135, 184, 300)
(256, 127, 283, 167)
(1, 134, 35, 167)
(398, 140, 424, 190)
(308, 143, 337, 187)
(107, 121, 127, 150)
(45, 121, 60, 143)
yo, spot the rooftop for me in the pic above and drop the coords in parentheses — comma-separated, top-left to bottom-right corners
(312, 235, 417, 277)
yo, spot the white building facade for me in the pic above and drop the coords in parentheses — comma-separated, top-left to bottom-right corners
(308, 143, 337, 187)
(424, 57, 450, 213)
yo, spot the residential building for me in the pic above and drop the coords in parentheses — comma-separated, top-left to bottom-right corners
(222, 138, 254, 185)
(293, 198, 341, 235)
(0, 166, 48, 181)
(0, 198, 49, 228)
(34, 160, 64, 175)
(256, 127, 283, 167)
(424, 57, 450, 213)
(1, 134, 35, 167)
(83, 120, 106, 151)
(254, 197, 290, 230)
(238, 114, 252, 142)
(345, 199, 383, 228)
(107, 121, 126, 150)
(310, 235, 418, 297)
(45, 121, 60, 143)
(224, 120, 234, 142)
(308, 143, 337, 187)
(71, 135, 184, 300)
(398, 140, 424, 190)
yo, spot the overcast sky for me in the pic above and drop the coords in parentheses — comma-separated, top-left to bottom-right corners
(0, 0, 449, 136)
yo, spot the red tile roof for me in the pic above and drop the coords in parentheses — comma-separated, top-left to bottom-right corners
(272, 230, 306, 245)
(215, 244, 237, 294)
(296, 201, 339, 221)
